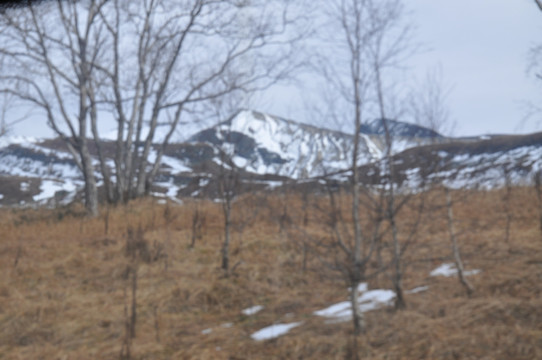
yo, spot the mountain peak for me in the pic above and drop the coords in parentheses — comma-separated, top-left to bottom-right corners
(189, 109, 364, 178)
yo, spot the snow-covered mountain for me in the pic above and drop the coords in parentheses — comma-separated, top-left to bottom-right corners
(187, 110, 382, 179)
(1, 110, 541, 206)
(331, 132, 542, 191)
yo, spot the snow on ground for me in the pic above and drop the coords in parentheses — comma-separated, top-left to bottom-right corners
(430, 263, 481, 277)
(165, 185, 178, 198)
(314, 283, 395, 322)
(221, 282, 434, 341)
(208, 110, 363, 179)
(33, 180, 78, 203)
(20, 182, 29, 191)
(160, 154, 192, 174)
(313, 301, 351, 320)
(242, 305, 264, 316)
(201, 328, 213, 335)
(406, 286, 429, 294)
(250, 322, 302, 341)
(0, 151, 80, 179)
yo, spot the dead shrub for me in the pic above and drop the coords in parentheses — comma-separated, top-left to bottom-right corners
(124, 226, 165, 264)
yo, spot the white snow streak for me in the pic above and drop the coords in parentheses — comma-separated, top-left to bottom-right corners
(430, 263, 481, 277)
(250, 322, 302, 341)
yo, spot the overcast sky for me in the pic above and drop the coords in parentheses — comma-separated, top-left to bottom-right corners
(409, 0, 542, 136)
(9, 0, 542, 138)
(261, 0, 542, 137)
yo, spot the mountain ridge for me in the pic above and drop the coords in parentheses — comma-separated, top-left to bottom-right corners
(0, 110, 541, 206)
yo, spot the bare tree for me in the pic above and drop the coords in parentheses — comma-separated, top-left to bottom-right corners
(502, 165, 513, 244)
(210, 108, 250, 275)
(0, 93, 24, 137)
(534, 171, 542, 238)
(367, 0, 416, 310)
(525, 4, 542, 129)
(0, 1, 109, 216)
(189, 199, 206, 249)
(217, 147, 239, 274)
(308, 0, 415, 334)
(409, 67, 455, 139)
(93, 0, 308, 203)
(0, 0, 309, 213)
(444, 187, 474, 296)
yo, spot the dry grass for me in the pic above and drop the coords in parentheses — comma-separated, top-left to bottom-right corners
(0, 187, 541, 359)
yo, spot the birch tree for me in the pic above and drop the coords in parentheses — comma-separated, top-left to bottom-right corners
(0, 0, 108, 216)
(409, 68, 455, 139)
(94, 0, 307, 203)
(310, 0, 415, 334)
(0, 0, 308, 212)
(444, 187, 474, 296)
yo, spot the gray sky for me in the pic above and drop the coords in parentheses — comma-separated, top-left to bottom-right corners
(409, 0, 542, 136)
(262, 0, 542, 137)
(9, 0, 542, 138)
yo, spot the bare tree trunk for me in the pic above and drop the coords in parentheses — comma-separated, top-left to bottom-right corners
(120, 285, 132, 360)
(130, 265, 137, 339)
(190, 204, 204, 249)
(349, 280, 365, 335)
(445, 188, 473, 296)
(503, 167, 512, 244)
(311, 0, 413, 336)
(352, 74, 363, 266)
(221, 196, 232, 273)
(0, 1, 107, 216)
(534, 172, 542, 238)
(390, 214, 405, 308)
(79, 134, 99, 217)
(89, 86, 114, 204)
(375, 59, 405, 309)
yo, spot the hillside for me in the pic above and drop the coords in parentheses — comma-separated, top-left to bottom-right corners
(1, 110, 542, 206)
(0, 188, 541, 359)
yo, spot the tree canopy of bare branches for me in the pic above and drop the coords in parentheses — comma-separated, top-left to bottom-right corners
(307, 0, 416, 335)
(0, 0, 308, 215)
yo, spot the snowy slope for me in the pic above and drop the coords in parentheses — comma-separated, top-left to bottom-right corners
(2, 111, 542, 206)
(188, 110, 382, 179)
(0, 137, 83, 205)
(348, 132, 542, 191)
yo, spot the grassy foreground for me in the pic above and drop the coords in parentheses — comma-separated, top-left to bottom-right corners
(0, 187, 541, 359)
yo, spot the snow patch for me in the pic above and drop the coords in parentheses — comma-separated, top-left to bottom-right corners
(33, 180, 77, 202)
(406, 286, 429, 294)
(314, 283, 395, 322)
(242, 305, 264, 316)
(20, 182, 30, 192)
(250, 322, 302, 341)
(430, 263, 481, 277)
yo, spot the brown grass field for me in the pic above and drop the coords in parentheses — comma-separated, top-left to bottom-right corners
(0, 186, 541, 359)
